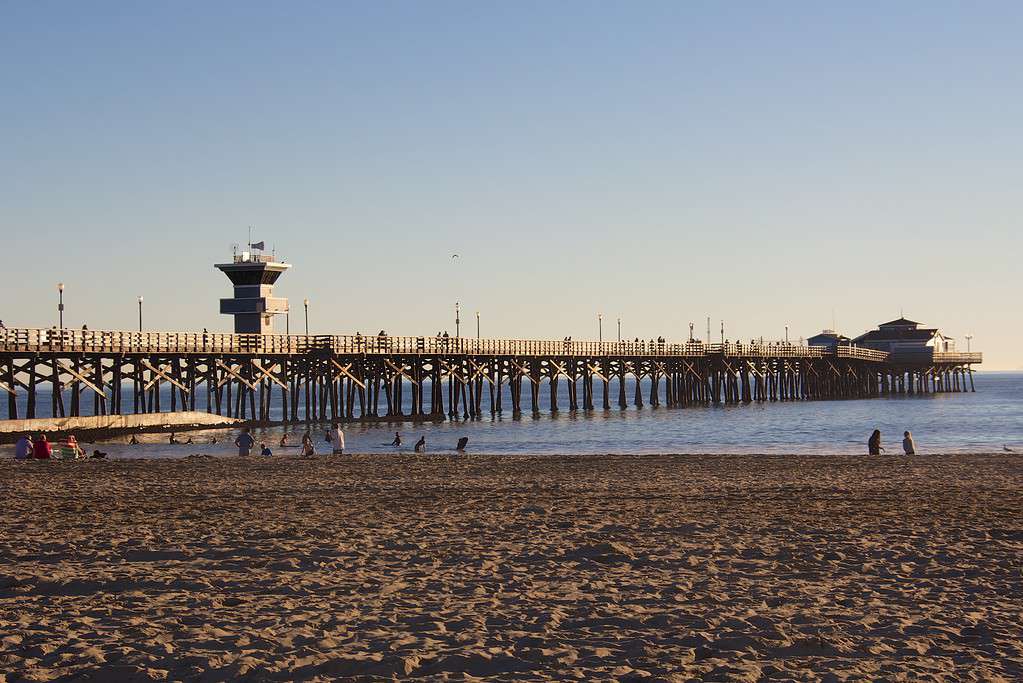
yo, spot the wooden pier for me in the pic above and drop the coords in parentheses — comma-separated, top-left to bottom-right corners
(0, 328, 982, 423)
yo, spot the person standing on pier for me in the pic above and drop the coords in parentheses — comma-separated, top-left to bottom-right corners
(868, 430, 884, 456)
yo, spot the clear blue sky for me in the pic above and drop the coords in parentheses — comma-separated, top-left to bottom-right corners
(2, 2, 1020, 368)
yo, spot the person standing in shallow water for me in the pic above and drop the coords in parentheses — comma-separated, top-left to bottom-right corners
(414, 436, 426, 453)
(332, 423, 345, 455)
(868, 429, 884, 455)
(234, 428, 255, 457)
(391, 432, 401, 447)
(903, 431, 916, 455)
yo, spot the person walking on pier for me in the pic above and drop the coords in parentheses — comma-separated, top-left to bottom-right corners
(868, 429, 884, 456)
(332, 423, 345, 455)
(235, 428, 255, 457)
(903, 431, 916, 455)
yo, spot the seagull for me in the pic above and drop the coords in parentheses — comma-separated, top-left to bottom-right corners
(451, 254, 460, 259)
(1004, 445, 1014, 452)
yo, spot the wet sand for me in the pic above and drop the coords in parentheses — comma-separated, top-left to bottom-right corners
(2, 453, 1021, 681)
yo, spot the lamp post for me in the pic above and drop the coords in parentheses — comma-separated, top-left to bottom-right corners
(965, 334, 973, 352)
(475, 311, 480, 340)
(720, 320, 724, 345)
(57, 283, 65, 329)
(598, 313, 603, 342)
(455, 302, 461, 338)
(785, 325, 789, 344)
(303, 298, 309, 335)
(286, 309, 290, 335)
(689, 322, 694, 342)
(137, 296, 143, 332)
(617, 317, 621, 342)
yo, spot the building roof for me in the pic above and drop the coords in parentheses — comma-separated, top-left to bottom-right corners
(808, 331, 851, 343)
(853, 328, 938, 343)
(878, 317, 921, 328)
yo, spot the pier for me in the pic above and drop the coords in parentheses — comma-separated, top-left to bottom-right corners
(0, 328, 981, 423)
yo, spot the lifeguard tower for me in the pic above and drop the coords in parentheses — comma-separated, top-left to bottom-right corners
(215, 244, 290, 334)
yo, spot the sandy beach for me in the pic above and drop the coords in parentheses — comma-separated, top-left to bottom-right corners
(1, 453, 1021, 681)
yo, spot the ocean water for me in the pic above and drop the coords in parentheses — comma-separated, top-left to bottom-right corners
(20, 372, 1020, 459)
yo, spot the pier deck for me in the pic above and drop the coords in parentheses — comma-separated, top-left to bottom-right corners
(0, 328, 980, 422)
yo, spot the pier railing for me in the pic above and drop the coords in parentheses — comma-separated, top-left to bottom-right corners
(889, 350, 984, 365)
(0, 328, 891, 362)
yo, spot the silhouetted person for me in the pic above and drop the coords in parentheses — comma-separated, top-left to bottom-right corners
(391, 432, 401, 447)
(456, 437, 468, 451)
(414, 436, 426, 453)
(868, 429, 884, 455)
(91, 450, 107, 459)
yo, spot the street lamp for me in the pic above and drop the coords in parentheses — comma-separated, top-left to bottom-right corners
(965, 334, 973, 352)
(597, 313, 603, 342)
(455, 301, 461, 338)
(689, 322, 694, 342)
(617, 317, 621, 342)
(137, 296, 143, 332)
(303, 298, 309, 335)
(476, 311, 480, 340)
(720, 320, 724, 344)
(57, 283, 65, 329)
(785, 325, 789, 344)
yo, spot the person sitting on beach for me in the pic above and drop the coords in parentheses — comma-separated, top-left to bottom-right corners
(456, 436, 468, 452)
(868, 429, 884, 456)
(169, 432, 180, 445)
(260, 443, 273, 457)
(300, 439, 315, 457)
(279, 433, 289, 447)
(414, 436, 426, 453)
(33, 434, 52, 459)
(61, 435, 85, 459)
(128, 434, 139, 445)
(332, 423, 345, 455)
(903, 431, 916, 455)
(15, 435, 33, 460)
(391, 432, 401, 447)
(235, 428, 255, 457)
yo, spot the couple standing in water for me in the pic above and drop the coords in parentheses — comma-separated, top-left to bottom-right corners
(869, 429, 916, 455)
